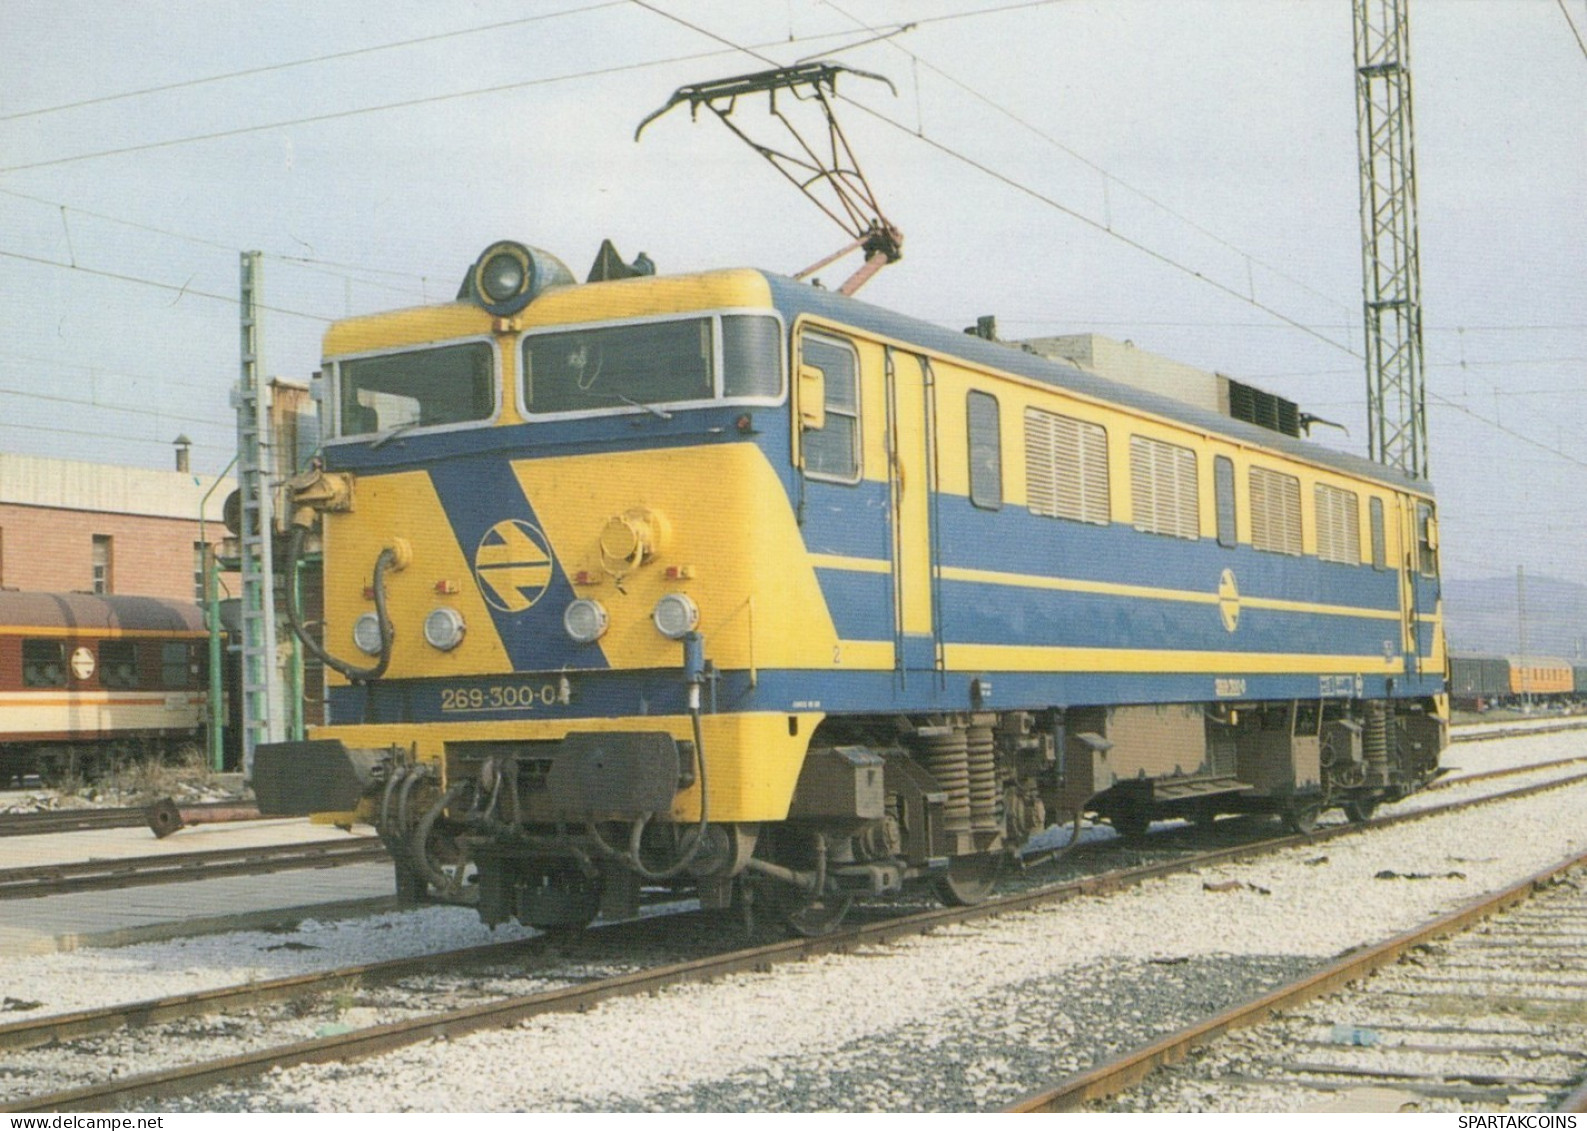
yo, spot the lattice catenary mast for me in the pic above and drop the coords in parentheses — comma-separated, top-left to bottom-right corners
(1355, 0, 1429, 479)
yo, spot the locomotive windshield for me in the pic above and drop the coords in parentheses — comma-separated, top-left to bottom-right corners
(521, 313, 781, 415)
(337, 341, 495, 438)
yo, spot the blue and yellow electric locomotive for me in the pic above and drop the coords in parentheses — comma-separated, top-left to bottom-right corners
(256, 239, 1447, 931)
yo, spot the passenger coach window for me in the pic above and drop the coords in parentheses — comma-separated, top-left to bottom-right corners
(339, 342, 494, 437)
(1369, 497, 1387, 570)
(799, 333, 861, 483)
(967, 392, 1002, 510)
(23, 640, 66, 688)
(1129, 435, 1199, 540)
(100, 641, 139, 689)
(1214, 456, 1236, 547)
(161, 643, 194, 688)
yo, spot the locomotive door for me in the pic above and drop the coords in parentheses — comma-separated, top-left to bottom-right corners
(1395, 495, 1434, 681)
(884, 348, 940, 678)
(1400, 497, 1439, 684)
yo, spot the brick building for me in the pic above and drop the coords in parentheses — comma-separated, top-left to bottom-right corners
(0, 453, 235, 602)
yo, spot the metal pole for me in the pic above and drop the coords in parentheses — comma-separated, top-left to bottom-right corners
(1354, 0, 1429, 480)
(236, 251, 282, 777)
(197, 454, 238, 772)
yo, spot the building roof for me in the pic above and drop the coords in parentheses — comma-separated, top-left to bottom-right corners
(0, 591, 205, 634)
(0, 453, 233, 522)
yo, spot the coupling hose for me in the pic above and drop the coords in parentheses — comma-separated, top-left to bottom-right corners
(589, 706, 710, 881)
(284, 524, 394, 683)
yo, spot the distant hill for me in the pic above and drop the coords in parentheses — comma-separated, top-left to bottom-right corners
(1442, 574, 1587, 659)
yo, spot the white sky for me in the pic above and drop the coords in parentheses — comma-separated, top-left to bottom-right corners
(1, 0, 1583, 594)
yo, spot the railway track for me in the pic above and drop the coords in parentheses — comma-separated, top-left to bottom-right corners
(6, 761, 1587, 1113)
(1008, 850, 1587, 1114)
(0, 837, 387, 900)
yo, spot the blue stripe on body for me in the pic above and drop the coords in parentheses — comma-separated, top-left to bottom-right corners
(934, 496, 1401, 613)
(936, 578, 1397, 657)
(425, 457, 609, 675)
(812, 567, 893, 643)
(329, 662, 1423, 730)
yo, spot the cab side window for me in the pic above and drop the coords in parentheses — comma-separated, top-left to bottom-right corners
(799, 332, 861, 483)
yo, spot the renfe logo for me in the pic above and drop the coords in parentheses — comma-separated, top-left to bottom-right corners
(473, 519, 555, 613)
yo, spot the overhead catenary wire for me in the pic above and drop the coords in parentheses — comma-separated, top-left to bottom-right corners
(0, 14, 955, 178)
(626, 2, 1586, 480)
(0, 187, 441, 302)
(0, 248, 333, 323)
(1557, 0, 1587, 61)
(819, 0, 1359, 324)
(0, 2, 629, 124)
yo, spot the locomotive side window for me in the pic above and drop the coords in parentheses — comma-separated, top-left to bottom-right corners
(22, 640, 66, 688)
(1369, 497, 1387, 570)
(798, 332, 861, 483)
(338, 342, 494, 437)
(722, 315, 784, 399)
(1249, 466, 1302, 555)
(524, 318, 712, 415)
(1129, 435, 1199, 540)
(966, 391, 1002, 510)
(1314, 483, 1362, 565)
(100, 640, 140, 689)
(1214, 455, 1236, 548)
(1024, 409, 1109, 525)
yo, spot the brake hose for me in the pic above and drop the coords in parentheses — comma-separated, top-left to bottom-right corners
(588, 705, 710, 881)
(284, 524, 394, 683)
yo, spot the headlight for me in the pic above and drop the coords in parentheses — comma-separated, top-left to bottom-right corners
(423, 607, 466, 652)
(352, 612, 384, 656)
(652, 593, 699, 640)
(564, 599, 609, 644)
(479, 248, 527, 303)
(463, 241, 574, 316)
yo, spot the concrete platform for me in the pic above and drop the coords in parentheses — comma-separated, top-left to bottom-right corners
(0, 816, 397, 956)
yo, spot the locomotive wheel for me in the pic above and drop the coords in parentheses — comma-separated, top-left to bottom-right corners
(934, 853, 1003, 906)
(764, 882, 853, 937)
(1281, 800, 1322, 835)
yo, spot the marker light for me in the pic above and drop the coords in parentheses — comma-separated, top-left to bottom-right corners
(352, 612, 383, 656)
(423, 607, 466, 652)
(652, 593, 699, 640)
(564, 599, 610, 644)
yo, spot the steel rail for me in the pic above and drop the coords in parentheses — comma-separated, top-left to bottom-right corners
(0, 838, 387, 900)
(1006, 848, 1587, 1112)
(8, 767, 1587, 1113)
(0, 801, 262, 838)
(0, 935, 548, 1053)
(1451, 718, 1587, 744)
(1427, 753, 1587, 791)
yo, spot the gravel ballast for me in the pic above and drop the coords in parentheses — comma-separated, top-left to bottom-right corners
(4, 729, 1583, 1112)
